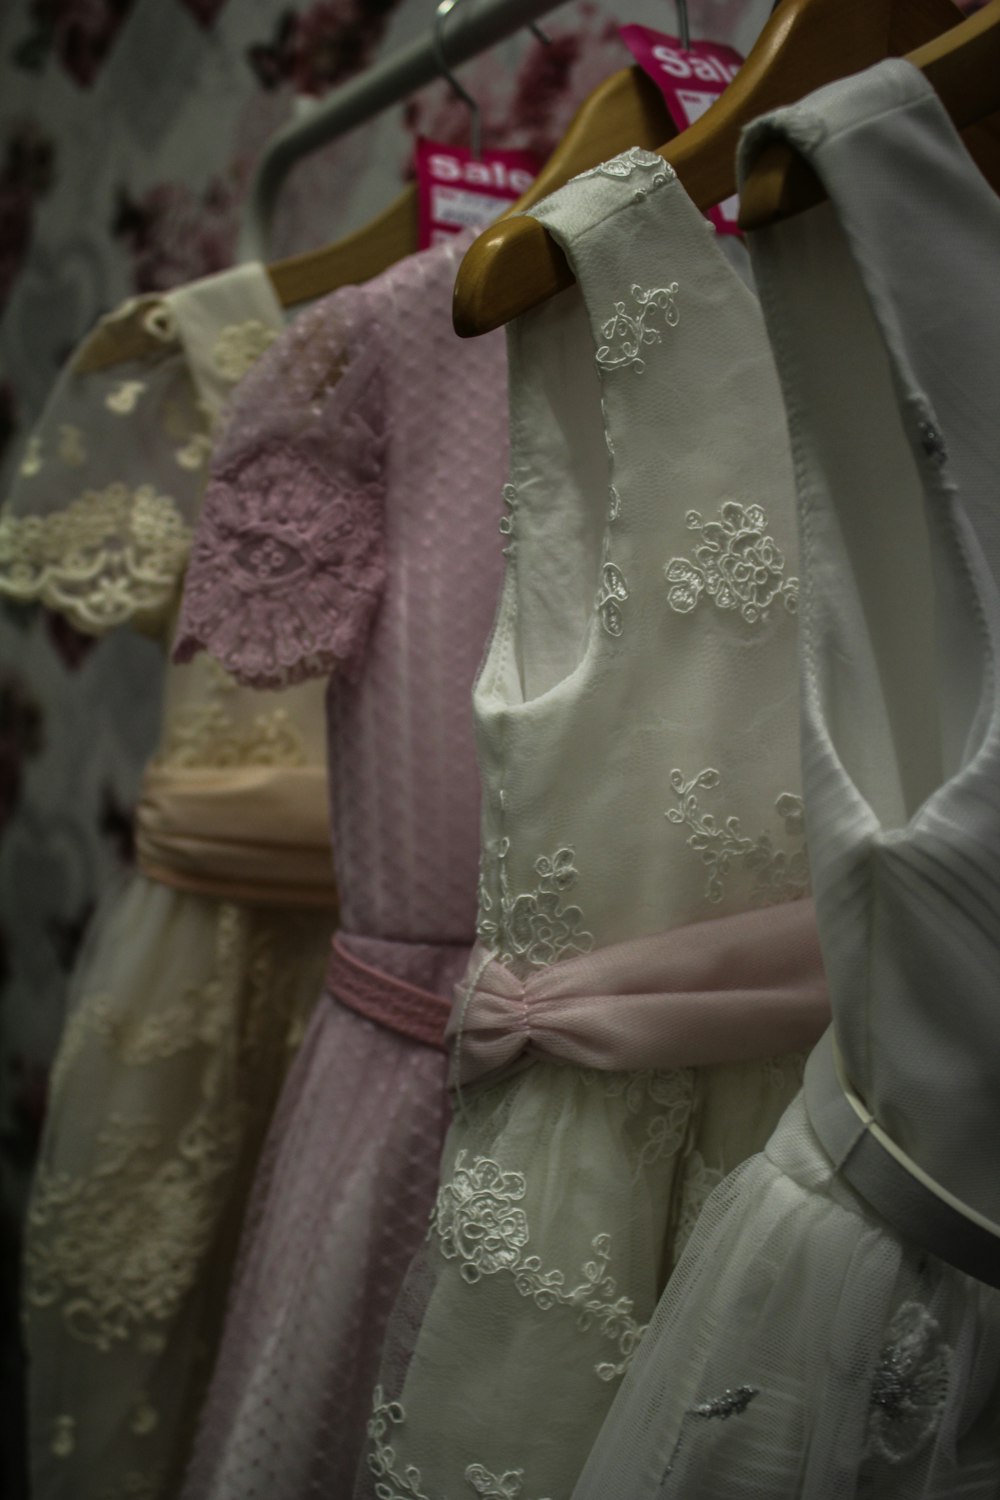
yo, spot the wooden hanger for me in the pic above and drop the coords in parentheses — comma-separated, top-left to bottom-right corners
(79, 66, 670, 375)
(75, 187, 419, 375)
(500, 64, 674, 217)
(448, 63, 674, 337)
(452, 0, 973, 338)
(740, 0, 1000, 229)
(267, 183, 417, 307)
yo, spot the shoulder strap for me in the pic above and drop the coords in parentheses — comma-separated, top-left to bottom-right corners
(165, 262, 286, 420)
(741, 58, 1000, 578)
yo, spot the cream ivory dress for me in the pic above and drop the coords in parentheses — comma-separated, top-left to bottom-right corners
(357, 150, 829, 1500)
(0, 264, 334, 1500)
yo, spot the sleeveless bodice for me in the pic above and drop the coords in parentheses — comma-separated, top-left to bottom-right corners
(742, 61, 1000, 1274)
(474, 150, 805, 970)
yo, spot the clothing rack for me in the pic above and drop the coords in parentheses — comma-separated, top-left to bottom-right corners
(240, 0, 569, 261)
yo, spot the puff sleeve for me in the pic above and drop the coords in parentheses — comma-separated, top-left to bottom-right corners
(174, 282, 387, 687)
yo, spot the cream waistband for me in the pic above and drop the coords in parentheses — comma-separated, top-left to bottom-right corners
(805, 1031, 1000, 1288)
(135, 764, 338, 909)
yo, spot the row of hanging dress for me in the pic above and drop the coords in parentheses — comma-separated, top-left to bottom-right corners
(0, 265, 336, 1500)
(7, 46, 1000, 1500)
(173, 141, 832, 1498)
(574, 58, 1000, 1500)
(172, 229, 509, 1498)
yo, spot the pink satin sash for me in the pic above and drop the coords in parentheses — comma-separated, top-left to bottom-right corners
(449, 898, 829, 1087)
(327, 936, 452, 1052)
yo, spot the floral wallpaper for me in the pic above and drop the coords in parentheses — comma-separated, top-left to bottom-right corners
(2, 0, 978, 1492)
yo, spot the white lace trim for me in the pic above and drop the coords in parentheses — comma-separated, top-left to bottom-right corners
(0, 483, 191, 630)
(579, 147, 675, 196)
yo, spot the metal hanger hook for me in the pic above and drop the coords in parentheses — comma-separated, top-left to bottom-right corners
(434, 0, 482, 160)
(676, 0, 691, 51)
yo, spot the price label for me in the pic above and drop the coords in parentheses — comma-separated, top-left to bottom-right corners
(619, 23, 745, 235)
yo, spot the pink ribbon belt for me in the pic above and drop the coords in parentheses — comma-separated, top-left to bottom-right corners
(448, 898, 830, 1088)
(327, 935, 452, 1052)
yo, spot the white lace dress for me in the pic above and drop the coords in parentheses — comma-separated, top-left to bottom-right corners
(0, 265, 334, 1500)
(356, 150, 830, 1500)
(571, 63, 1000, 1500)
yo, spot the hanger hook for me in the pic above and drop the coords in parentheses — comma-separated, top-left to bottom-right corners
(434, 0, 482, 160)
(676, 0, 691, 51)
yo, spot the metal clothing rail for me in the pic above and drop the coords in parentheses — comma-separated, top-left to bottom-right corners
(239, 0, 569, 261)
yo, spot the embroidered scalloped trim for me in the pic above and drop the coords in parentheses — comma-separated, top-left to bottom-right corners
(0, 483, 191, 631)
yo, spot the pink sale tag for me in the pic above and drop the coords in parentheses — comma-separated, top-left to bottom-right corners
(618, 23, 745, 235)
(416, 139, 542, 251)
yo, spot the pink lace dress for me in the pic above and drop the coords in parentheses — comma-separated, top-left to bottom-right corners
(173, 233, 507, 1499)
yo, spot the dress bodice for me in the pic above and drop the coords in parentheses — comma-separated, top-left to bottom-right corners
(474, 150, 805, 971)
(742, 61, 1000, 1274)
(176, 236, 508, 943)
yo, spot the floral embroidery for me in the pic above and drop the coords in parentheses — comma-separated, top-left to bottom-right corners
(580, 147, 675, 197)
(130, 1398, 159, 1436)
(596, 560, 629, 637)
(596, 1069, 695, 1178)
(666, 768, 808, 905)
(477, 844, 594, 968)
(866, 1302, 952, 1464)
(367, 1391, 553, 1500)
(432, 1152, 644, 1382)
(674, 1149, 724, 1256)
(664, 502, 798, 624)
(366, 1390, 431, 1499)
(465, 1465, 551, 1498)
(0, 483, 191, 631)
(175, 431, 213, 470)
(51, 1414, 75, 1457)
(19, 433, 42, 475)
(211, 320, 279, 384)
(25, 903, 315, 1356)
(106, 380, 147, 415)
(153, 658, 306, 770)
(596, 283, 679, 374)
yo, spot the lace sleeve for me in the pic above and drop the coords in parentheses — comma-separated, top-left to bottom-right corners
(173, 286, 387, 688)
(0, 298, 212, 634)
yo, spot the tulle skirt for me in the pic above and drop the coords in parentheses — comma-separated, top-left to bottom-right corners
(179, 940, 467, 1500)
(355, 1051, 806, 1500)
(572, 1093, 1000, 1500)
(23, 873, 329, 1500)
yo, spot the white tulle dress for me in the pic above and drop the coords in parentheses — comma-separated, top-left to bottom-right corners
(571, 62, 1000, 1500)
(0, 265, 334, 1500)
(356, 150, 831, 1500)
